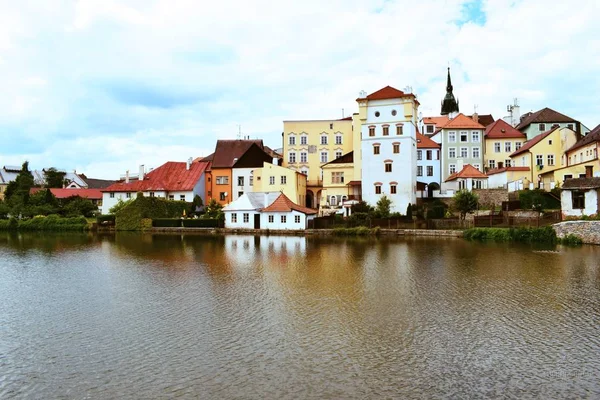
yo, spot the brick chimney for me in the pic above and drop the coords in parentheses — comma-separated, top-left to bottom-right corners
(472, 112, 479, 123)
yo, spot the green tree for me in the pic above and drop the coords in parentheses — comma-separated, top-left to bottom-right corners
(406, 203, 413, 219)
(44, 168, 67, 188)
(203, 198, 224, 220)
(453, 190, 479, 220)
(7, 162, 35, 207)
(109, 198, 134, 214)
(62, 196, 98, 217)
(351, 200, 373, 214)
(376, 196, 392, 218)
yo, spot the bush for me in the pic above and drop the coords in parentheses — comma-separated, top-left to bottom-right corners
(426, 200, 448, 220)
(0, 215, 89, 231)
(558, 234, 583, 246)
(182, 219, 221, 228)
(115, 196, 190, 230)
(464, 227, 557, 244)
(97, 214, 116, 224)
(518, 189, 560, 210)
(453, 190, 479, 220)
(153, 218, 182, 228)
(332, 226, 380, 236)
(347, 212, 371, 228)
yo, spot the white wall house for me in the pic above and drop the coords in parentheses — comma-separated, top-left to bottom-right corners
(358, 86, 419, 213)
(416, 133, 441, 192)
(561, 178, 600, 218)
(232, 167, 255, 201)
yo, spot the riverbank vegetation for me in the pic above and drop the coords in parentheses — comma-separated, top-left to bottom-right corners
(464, 227, 582, 246)
(0, 215, 89, 231)
(332, 227, 381, 236)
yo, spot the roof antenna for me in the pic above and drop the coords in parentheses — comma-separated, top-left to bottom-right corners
(237, 125, 242, 140)
(342, 108, 345, 118)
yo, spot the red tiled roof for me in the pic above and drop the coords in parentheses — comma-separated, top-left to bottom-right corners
(102, 161, 209, 193)
(440, 113, 486, 130)
(445, 164, 488, 182)
(261, 193, 317, 215)
(338, 116, 353, 121)
(567, 124, 600, 153)
(485, 119, 526, 139)
(30, 188, 103, 200)
(486, 166, 530, 176)
(515, 107, 577, 131)
(422, 116, 449, 127)
(212, 140, 263, 168)
(510, 127, 559, 157)
(357, 85, 417, 102)
(416, 133, 440, 149)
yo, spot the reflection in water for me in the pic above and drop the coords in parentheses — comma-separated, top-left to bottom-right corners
(1, 232, 599, 399)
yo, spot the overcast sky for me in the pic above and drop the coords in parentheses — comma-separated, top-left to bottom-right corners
(1, 0, 598, 179)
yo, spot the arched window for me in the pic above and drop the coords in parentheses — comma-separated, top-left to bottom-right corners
(330, 195, 338, 206)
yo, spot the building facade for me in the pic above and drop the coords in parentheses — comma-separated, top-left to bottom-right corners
(253, 162, 307, 206)
(416, 133, 441, 189)
(484, 119, 527, 171)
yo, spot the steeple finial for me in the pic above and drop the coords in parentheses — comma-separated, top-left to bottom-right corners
(446, 67, 453, 93)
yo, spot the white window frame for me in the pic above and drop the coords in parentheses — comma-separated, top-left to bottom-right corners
(417, 166, 423, 176)
(288, 152, 296, 163)
(269, 176, 275, 185)
(289, 136, 296, 145)
(449, 164, 456, 174)
(320, 135, 328, 145)
(300, 152, 307, 163)
(320, 152, 328, 163)
(472, 147, 480, 159)
(494, 142, 501, 153)
(448, 131, 456, 143)
(335, 135, 343, 145)
(460, 147, 468, 158)
(471, 131, 480, 143)
(505, 142, 512, 153)
(548, 154, 555, 166)
(294, 215, 301, 224)
(300, 135, 308, 145)
(448, 147, 456, 158)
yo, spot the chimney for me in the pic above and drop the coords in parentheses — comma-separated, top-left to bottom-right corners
(186, 157, 192, 171)
(585, 165, 593, 178)
(125, 170, 130, 184)
(264, 192, 269, 208)
(139, 165, 145, 180)
(472, 112, 479, 123)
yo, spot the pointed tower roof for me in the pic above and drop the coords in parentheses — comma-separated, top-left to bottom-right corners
(441, 67, 459, 115)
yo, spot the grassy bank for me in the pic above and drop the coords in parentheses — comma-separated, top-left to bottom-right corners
(0, 215, 90, 231)
(464, 227, 582, 246)
(332, 227, 381, 236)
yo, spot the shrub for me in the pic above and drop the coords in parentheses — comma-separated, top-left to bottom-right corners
(558, 234, 583, 246)
(464, 227, 557, 244)
(406, 203, 413, 219)
(347, 212, 370, 227)
(97, 214, 116, 224)
(453, 190, 479, 220)
(426, 200, 447, 220)
(182, 219, 221, 228)
(332, 227, 380, 236)
(376, 196, 392, 218)
(153, 218, 182, 228)
(115, 196, 190, 230)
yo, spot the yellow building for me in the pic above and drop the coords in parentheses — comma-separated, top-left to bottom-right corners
(282, 117, 354, 208)
(253, 162, 307, 206)
(483, 119, 526, 171)
(320, 151, 357, 213)
(509, 126, 578, 188)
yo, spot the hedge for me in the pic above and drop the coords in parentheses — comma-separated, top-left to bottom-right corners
(0, 215, 89, 231)
(97, 214, 116, 224)
(153, 218, 182, 228)
(464, 227, 557, 244)
(332, 227, 381, 236)
(115, 195, 189, 230)
(182, 219, 221, 228)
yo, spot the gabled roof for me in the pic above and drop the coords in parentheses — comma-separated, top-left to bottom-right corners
(516, 107, 577, 131)
(357, 86, 418, 103)
(322, 151, 353, 166)
(471, 114, 495, 127)
(422, 116, 449, 127)
(486, 166, 530, 176)
(485, 119, 526, 139)
(445, 164, 488, 182)
(562, 177, 600, 190)
(212, 140, 263, 168)
(416, 133, 440, 149)
(102, 161, 209, 193)
(261, 193, 317, 215)
(440, 113, 486, 130)
(80, 177, 116, 189)
(30, 188, 103, 200)
(567, 124, 600, 153)
(223, 192, 282, 211)
(510, 127, 559, 157)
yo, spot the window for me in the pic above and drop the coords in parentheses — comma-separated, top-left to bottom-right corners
(243, 213, 249, 223)
(238, 176, 244, 186)
(216, 176, 229, 185)
(281, 215, 287, 224)
(335, 135, 342, 145)
(329, 123, 333, 129)
(126, 193, 131, 199)
(449, 147, 456, 158)
(521, 156, 527, 167)
(179, 195, 185, 201)
(269, 176, 275, 185)
(300, 135, 307, 145)
(473, 164, 481, 172)
(472, 147, 480, 159)
(427, 166, 433, 176)
(330, 196, 337, 206)
(505, 159, 511, 167)
(393, 144, 400, 154)
(373, 145, 380, 155)
(331, 172, 344, 184)
(417, 150, 422, 160)
(460, 147, 468, 158)
(320, 135, 328, 145)
(169, 194, 174, 200)
(320, 152, 328, 163)
(426, 125, 434, 134)
(494, 142, 501, 153)
(238, 191, 243, 198)
(449, 164, 456, 174)
(489, 160, 496, 169)
(295, 215, 301, 224)
(249, 176, 254, 186)
(335, 151, 342, 159)
(220, 192, 226, 201)
(426, 150, 432, 160)
(385, 163, 392, 172)
(281, 176, 287, 184)
(549, 140, 553, 145)
(548, 154, 555, 166)
(564, 174, 573, 181)
(472, 131, 480, 142)
(383, 126, 389, 136)
(436, 150, 440, 160)
(232, 213, 237, 223)
(572, 190, 585, 209)
(369, 126, 375, 136)
(567, 123, 574, 130)
(396, 125, 403, 135)
(536, 155, 543, 166)
(149, 192, 155, 197)
(390, 184, 397, 194)
(289, 136, 296, 145)
(110, 193, 115, 198)
(300, 152, 307, 163)
(505, 142, 512, 153)
(375, 111, 380, 117)
(539, 123, 546, 131)
(391, 109, 397, 116)
(460, 131, 468, 142)
(515, 142, 522, 151)
(300, 167, 308, 176)
(375, 185, 382, 194)
(448, 131, 456, 142)
(417, 166, 423, 176)
(268, 215, 274, 223)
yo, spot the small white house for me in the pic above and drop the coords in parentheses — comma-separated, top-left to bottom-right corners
(223, 192, 317, 230)
(561, 177, 600, 218)
(444, 164, 488, 191)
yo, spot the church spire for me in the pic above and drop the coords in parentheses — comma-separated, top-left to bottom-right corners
(441, 67, 459, 116)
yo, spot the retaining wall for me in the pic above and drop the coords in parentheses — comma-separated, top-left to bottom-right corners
(553, 221, 600, 245)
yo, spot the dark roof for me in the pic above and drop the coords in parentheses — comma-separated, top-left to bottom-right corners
(567, 124, 600, 153)
(516, 107, 577, 131)
(441, 67, 459, 115)
(82, 178, 117, 189)
(485, 119, 526, 139)
(510, 126, 559, 157)
(102, 161, 209, 192)
(322, 151, 353, 166)
(471, 114, 495, 127)
(263, 145, 282, 159)
(562, 177, 600, 190)
(212, 140, 263, 168)
(233, 143, 273, 169)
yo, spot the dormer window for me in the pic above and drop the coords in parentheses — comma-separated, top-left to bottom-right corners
(426, 125, 434, 134)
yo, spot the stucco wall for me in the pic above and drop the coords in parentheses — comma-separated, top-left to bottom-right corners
(473, 188, 509, 207)
(554, 221, 600, 244)
(561, 189, 598, 217)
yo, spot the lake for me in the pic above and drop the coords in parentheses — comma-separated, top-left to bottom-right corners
(1, 232, 599, 399)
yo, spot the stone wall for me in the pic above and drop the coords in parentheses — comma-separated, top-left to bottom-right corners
(553, 221, 600, 245)
(473, 189, 509, 207)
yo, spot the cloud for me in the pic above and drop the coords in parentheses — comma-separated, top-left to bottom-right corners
(0, 0, 598, 178)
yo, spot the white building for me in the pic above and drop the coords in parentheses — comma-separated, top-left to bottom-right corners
(101, 160, 209, 214)
(560, 177, 600, 218)
(358, 86, 419, 213)
(223, 192, 317, 230)
(444, 164, 489, 191)
(416, 132, 441, 194)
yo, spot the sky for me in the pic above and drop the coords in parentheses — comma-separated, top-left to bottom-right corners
(1, 0, 599, 179)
